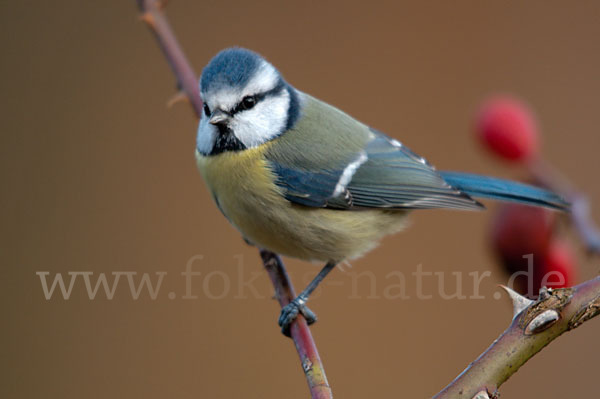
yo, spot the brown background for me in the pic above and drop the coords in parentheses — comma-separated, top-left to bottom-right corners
(2, 1, 600, 398)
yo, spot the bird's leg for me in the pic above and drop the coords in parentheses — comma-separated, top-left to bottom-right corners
(278, 261, 337, 337)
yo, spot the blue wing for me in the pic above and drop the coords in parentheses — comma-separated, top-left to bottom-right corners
(268, 127, 569, 211)
(268, 129, 483, 210)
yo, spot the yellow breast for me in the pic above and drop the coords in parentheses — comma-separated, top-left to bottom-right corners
(195, 146, 408, 262)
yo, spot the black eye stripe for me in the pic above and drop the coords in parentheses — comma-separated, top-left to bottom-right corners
(231, 80, 285, 115)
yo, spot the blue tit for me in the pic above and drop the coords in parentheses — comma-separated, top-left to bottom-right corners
(195, 47, 568, 335)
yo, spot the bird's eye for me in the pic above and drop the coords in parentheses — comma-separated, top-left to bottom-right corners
(203, 103, 211, 117)
(240, 96, 256, 111)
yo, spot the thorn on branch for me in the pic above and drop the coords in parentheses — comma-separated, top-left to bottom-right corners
(499, 285, 534, 319)
(472, 390, 491, 399)
(500, 285, 563, 334)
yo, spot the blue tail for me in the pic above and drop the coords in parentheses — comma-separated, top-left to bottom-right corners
(439, 171, 569, 211)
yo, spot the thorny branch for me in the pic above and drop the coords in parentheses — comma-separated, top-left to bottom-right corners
(135, 1, 332, 398)
(135, 2, 599, 398)
(434, 279, 600, 399)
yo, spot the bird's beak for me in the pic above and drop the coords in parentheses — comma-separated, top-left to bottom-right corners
(209, 109, 230, 125)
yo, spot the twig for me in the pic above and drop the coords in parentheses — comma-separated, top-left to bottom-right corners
(136, 0, 202, 117)
(434, 278, 600, 399)
(529, 158, 600, 254)
(135, 1, 332, 398)
(260, 251, 333, 398)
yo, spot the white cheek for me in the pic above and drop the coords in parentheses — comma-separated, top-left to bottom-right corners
(230, 92, 290, 148)
(196, 116, 217, 155)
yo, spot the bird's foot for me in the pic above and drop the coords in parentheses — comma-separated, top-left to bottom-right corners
(278, 296, 317, 337)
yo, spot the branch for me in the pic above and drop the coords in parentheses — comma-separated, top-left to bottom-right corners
(260, 251, 333, 398)
(434, 278, 600, 399)
(135, 2, 332, 398)
(136, 0, 202, 117)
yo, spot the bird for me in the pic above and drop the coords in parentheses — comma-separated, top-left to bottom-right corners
(195, 47, 568, 336)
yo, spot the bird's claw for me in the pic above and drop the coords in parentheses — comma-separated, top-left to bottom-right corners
(278, 297, 317, 337)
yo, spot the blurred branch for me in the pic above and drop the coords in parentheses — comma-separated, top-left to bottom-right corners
(136, 0, 202, 116)
(529, 159, 600, 254)
(135, 1, 332, 398)
(434, 278, 600, 399)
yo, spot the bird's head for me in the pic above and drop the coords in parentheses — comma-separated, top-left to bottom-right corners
(197, 48, 300, 156)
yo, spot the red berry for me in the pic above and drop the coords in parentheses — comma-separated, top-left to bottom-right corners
(475, 96, 539, 162)
(534, 239, 577, 290)
(491, 203, 555, 267)
(490, 203, 555, 296)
